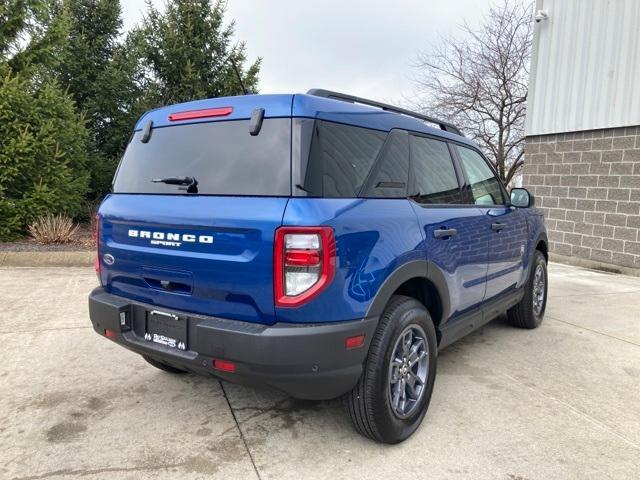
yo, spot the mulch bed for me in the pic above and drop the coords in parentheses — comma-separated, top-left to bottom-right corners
(0, 224, 94, 252)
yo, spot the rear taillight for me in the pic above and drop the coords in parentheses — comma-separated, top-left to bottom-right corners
(94, 214, 101, 284)
(274, 227, 335, 307)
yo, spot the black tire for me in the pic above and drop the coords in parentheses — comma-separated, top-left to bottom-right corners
(344, 295, 438, 444)
(508, 250, 548, 329)
(142, 355, 189, 374)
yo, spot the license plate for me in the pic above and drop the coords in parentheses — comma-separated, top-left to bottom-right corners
(146, 310, 187, 350)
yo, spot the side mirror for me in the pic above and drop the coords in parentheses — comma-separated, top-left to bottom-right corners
(510, 188, 535, 208)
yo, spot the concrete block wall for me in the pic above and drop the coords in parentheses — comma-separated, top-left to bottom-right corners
(523, 126, 640, 271)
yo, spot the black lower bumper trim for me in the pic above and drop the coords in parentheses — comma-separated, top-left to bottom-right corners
(88, 287, 378, 400)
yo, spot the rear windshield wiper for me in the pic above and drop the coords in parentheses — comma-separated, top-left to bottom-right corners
(152, 176, 198, 193)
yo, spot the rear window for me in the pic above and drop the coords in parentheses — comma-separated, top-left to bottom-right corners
(113, 118, 291, 196)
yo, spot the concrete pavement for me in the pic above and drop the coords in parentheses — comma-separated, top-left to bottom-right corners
(1, 263, 639, 479)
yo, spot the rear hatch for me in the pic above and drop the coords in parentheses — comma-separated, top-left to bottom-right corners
(97, 96, 293, 325)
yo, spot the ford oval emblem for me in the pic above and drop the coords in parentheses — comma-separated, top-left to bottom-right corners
(103, 253, 115, 266)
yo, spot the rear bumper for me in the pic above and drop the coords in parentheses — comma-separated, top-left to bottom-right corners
(88, 287, 378, 400)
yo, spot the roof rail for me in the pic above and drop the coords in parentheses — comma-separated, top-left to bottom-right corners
(306, 89, 463, 137)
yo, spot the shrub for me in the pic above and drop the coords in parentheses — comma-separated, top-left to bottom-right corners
(28, 214, 79, 244)
(0, 72, 90, 240)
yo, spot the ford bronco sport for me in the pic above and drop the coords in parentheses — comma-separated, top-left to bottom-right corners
(89, 89, 548, 444)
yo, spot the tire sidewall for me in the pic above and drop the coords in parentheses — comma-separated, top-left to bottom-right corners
(371, 299, 438, 443)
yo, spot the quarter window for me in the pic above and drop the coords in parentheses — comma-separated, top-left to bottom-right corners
(361, 130, 409, 198)
(410, 136, 462, 204)
(455, 146, 505, 206)
(303, 121, 386, 197)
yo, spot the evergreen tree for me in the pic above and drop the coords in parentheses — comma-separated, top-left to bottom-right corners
(56, 0, 121, 112)
(55, 0, 148, 200)
(0, 0, 262, 239)
(0, 1, 89, 240)
(1, 0, 69, 75)
(139, 0, 260, 105)
(84, 32, 153, 199)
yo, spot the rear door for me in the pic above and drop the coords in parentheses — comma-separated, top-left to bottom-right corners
(98, 115, 292, 325)
(453, 145, 528, 300)
(408, 134, 490, 320)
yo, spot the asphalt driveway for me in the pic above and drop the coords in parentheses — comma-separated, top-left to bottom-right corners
(1, 263, 639, 480)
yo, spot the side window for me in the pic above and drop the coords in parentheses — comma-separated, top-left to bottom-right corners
(410, 135, 462, 204)
(361, 130, 409, 198)
(455, 145, 505, 206)
(303, 121, 386, 197)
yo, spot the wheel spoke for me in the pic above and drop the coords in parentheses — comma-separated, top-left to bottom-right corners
(402, 331, 412, 356)
(406, 379, 419, 399)
(405, 371, 416, 388)
(409, 370, 423, 385)
(408, 343, 425, 366)
(399, 379, 407, 411)
(392, 382, 401, 410)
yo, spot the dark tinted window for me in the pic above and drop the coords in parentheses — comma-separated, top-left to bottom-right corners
(303, 121, 386, 197)
(455, 145, 505, 205)
(410, 136, 462, 204)
(361, 130, 409, 198)
(113, 119, 291, 195)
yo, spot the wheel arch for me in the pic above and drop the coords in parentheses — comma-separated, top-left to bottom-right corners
(366, 260, 451, 335)
(520, 231, 548, 284)
(535, 232, 549, 261)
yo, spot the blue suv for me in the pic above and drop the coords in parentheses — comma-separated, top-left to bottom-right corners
(89, 89, 548, 443)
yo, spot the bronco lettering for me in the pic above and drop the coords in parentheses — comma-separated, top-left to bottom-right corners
(128, 229, 213, 245)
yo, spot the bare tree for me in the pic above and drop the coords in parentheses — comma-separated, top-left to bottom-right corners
(411, 0, 533, 185)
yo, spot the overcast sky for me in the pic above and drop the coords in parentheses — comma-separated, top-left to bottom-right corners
(121, 0, 488, 104)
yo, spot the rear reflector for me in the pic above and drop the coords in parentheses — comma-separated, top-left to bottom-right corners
(213, 359, 236, 373)
(345, 334, 365, 349)
(168, 107, 233, 122)
(105, 329, 117, 340)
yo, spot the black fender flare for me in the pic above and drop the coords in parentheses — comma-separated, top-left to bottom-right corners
(530, 230, 549, 265)
(365, 260, 451, 325)
(522, 231, 548, 282)
(535, 231, 549, 256)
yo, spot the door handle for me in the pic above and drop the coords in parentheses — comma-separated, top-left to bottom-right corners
(433, 228, 458, 239)
(491, 222, 506, 232)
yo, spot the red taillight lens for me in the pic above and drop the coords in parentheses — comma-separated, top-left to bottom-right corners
(105, 329, 117, 340)
(213, 359, 236, 373)
(94, 214, 101, 284)
(168, 107, 233, 122)
(274, 226, 335, 307)
(284, 249, 321, 266)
